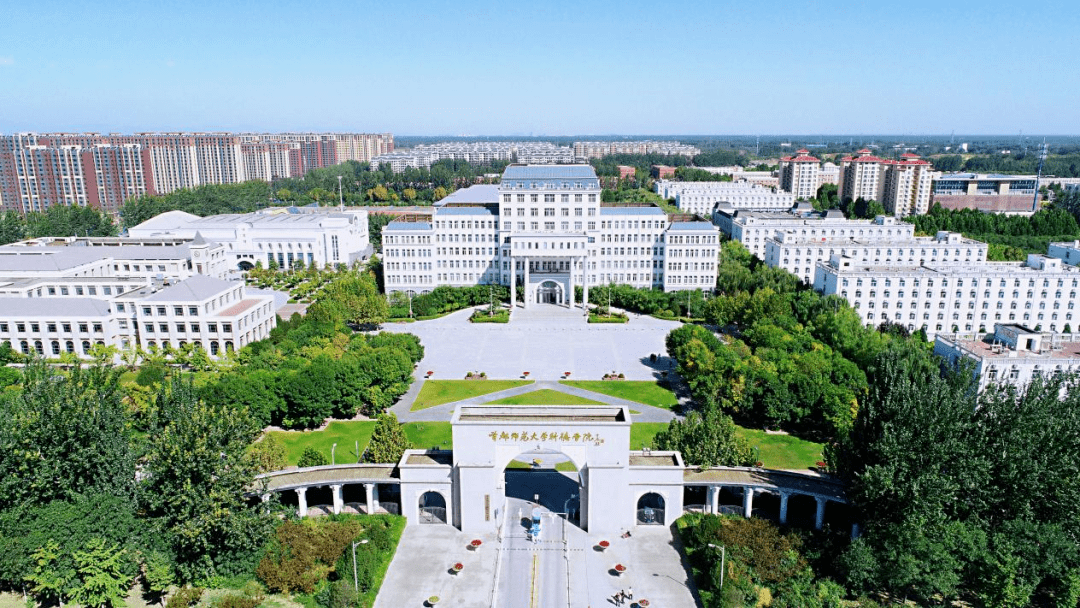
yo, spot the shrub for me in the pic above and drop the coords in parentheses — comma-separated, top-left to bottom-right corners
(297, 447, 329, 468)
(255, 519, 365, 594)
(136, 361, 169, 386)
(215, 593, 264, 608)
(165, 587, 204, 608)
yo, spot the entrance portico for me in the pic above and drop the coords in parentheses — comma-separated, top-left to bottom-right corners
(507, 233, 589, 311)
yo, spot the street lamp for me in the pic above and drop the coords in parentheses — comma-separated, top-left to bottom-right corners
(352, 539, 369, 591)
(337, 175, 344, 212)
(707, 543, 726, 591)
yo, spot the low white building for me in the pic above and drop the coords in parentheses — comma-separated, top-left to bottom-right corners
(765, 230, 986, 285)
(0, 274, 277, 358)
(0, 236, 230, 280)
(1048, 240, 1080, 266)
(654, 180, 794, 216)
(714, 208, 914, 260)
(128, 209, 371, 271)
(934, 323, 1080, 391)
(382, 165, 719, 303)
(814, 253, 1080, 339)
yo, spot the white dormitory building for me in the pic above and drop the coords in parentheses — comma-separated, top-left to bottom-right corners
(777, 149, 822, 199)
(654, 180, 795, 215)
(934, 323, 1080, 392)
(127, 209, 371, 271)
(813, 253, 1080, 339)
(838, 150, 934, 217)
(381, 165, 720, 305)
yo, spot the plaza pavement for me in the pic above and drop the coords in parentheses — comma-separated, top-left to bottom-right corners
(381, 304, 683, 384)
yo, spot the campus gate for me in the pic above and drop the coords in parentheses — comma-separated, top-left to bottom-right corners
(450, 405, 633, 535)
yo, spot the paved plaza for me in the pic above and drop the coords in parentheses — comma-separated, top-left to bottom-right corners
(382, 304, 683, 383)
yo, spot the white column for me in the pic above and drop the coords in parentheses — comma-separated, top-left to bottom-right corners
(372, 484, 380, 511)
(365, 483, 376, 514)
(709, 486, 719, 514)
(779, 492, 790, 525)
(331, 484, 343, 515)
(582, 258, 589, 314)
(851, 522, 861, 539)
(742, 487, 754, 518)
(296, 487, 308, 517)
(814, 497, 827, 530)
(260, 493, 270, 503)
(524, 256, 530, 308)
(567, 257, 575, 308)
(509, 256, 516, 309)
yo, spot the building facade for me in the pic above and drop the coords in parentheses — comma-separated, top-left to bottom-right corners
(814, 253, 1080, 338)
(656, 180, 794, 215)
(572, 141, 700, 160)
(838, 150, 934, 216)
(382, 165, 720, 302)
(714, 208, 914, 259)
(370, 142, 572, 173)
(932, 172, 1039, 214)
(778, 149, 821, 200)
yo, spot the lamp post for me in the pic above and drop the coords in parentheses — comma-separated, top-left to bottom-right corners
(707, 543, 726, 591)
(337, 175, 344, 212)
(352, 538, 369, 591)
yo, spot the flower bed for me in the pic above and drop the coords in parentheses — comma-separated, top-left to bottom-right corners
(470, 539, 483, 550)
(614, 563, 627, 574)
(589, 312, 628, 324)
(465, 372, 487, 380)
(598, 540, 610, 551)
(602, 373, 625, 381)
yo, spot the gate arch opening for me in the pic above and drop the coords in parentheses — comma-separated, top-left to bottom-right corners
(536, 280, 563, 305)
(419, 491, 448, 524)
(636, 492, 666, 525)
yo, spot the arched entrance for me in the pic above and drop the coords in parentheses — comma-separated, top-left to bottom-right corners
(504, 449, 582, 528)
(238, 260, 255, 271)
(419, 491, 447, 524)
(636, 492, 666, 525)
(536, 280, 563, 305)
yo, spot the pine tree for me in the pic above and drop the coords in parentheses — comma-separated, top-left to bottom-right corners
(362, 413, 412, 463)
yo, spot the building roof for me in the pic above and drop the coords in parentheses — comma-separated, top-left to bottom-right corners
(0, 297, 114, 317)
(141, 275, 238, 302)
(436, 184, 499, 205)
(502, 165, 597, 180)
(668, 221, 717, 231)
(599, 206, 666, 216)
(129, 210, 202, 231)
(385, 221, 432, 231)
(435, 206, 496, 217)
(781, 152, 820, 162)
(0, 249, 103, 272)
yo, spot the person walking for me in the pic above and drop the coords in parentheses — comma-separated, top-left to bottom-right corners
(628, 586, 634, 600)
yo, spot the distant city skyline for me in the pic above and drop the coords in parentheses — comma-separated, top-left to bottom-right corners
(2, 0, 1077, 135)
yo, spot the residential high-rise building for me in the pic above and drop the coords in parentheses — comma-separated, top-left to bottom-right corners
(778, 149, 821, 199)
(0, 132, 394, 214)
(839, 150, 933, 217)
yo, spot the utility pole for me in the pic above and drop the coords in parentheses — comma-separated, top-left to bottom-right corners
(1034, 139, 1048, 212)
(337, 175, 344, 212)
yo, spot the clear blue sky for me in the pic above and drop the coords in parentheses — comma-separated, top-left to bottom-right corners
(1, 0, 1076, 135)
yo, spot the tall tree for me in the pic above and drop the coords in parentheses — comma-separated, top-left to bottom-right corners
(362, 413, 412, 463)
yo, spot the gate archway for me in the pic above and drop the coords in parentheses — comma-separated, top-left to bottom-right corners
(636, 492, 666, 525)
(419, 491, 448, 524)
(536, 280, 563, 305)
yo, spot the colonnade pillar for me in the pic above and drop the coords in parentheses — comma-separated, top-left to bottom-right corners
(708, 485, 720, 514)
(523, 257, 530, 309)
(778, 492, 790, 525)
(331, 484, 343, 515)
(296, 487, 308, 517)
(568, 257, 575, 308)
(742, 487, 755, 518)
(365, 483, 378, 514)
(582, 258, 589, 314)
(509, 256, 516, 309)
(814, 497, 827, 530)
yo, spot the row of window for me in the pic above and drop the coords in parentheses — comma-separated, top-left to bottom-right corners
(143, 322, 233, 333)
(0, 322, 103, 334)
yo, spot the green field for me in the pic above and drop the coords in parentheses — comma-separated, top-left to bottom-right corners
(484, 389, 605, 406)
(735, 428, 824, 471)
(560, 380, 679, 410)
(267, 420, 377, 466)
(630, 422, 668, 450)
(402, 421, 453, 450)
(411, 380, 533, 411)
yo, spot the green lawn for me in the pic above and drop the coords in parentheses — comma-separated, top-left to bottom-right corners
(267, 420, 377, 466)
(735, 427, 824, 471)
(411, 380, 533, 411)
(560, 380, 679, 410)
(403, 421, 453, 450)
(484, 389, 605, 406)
(630, 422, 668, 450)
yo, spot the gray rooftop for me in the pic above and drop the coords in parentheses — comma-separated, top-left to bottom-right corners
(668, 221, 717, 231)
(436, 206, 496, 217)
(0, 297, 113, 317)
(385, 221, 432, 231)
(599, 206, 666, 216)
(502, 165, 597, 180)
(436, 185, 500, 205)
(141, 275, 238, 302)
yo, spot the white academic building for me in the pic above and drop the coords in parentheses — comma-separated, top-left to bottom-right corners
(714, 207, 914, 260)
(128, 209, 371, 271)
(382, 165, 720, 304)
(934, 323, 1080, 392)
(813, 253, 1080, 339)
